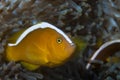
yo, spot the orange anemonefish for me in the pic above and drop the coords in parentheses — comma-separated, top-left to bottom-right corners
(6, 22, 75, 70)
(86, 40, 120, 69)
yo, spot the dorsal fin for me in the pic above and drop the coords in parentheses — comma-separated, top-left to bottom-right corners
(8, 22, 73, 46)
(8, 29, 26, 44)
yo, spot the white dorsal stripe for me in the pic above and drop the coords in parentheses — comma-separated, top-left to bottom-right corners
(8, 22, 73, 46)
(86, 40, 120, 69)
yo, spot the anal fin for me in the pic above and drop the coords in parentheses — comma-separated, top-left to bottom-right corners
(21, 62, 40, 71)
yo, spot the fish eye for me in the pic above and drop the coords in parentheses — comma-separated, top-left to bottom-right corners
(57, 38, 62, 44)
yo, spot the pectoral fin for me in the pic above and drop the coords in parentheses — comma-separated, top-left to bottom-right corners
(26, 43, 49, 65)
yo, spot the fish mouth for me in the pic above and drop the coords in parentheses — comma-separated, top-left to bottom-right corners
(70, 42, 76, 48)
(66, 43, 76, 53)
(70, 42, 75, 46)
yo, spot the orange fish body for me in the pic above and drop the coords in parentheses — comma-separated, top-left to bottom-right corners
(6, 22, 75, 70)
